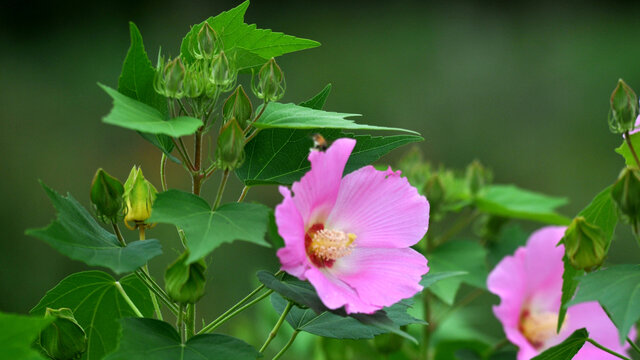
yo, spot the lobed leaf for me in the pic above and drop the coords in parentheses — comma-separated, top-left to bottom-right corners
(615, 132, 640, 168)
(0, 312, 53, 360)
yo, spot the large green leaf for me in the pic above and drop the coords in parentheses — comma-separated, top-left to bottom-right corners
(569, 265, 640, 344)
(420, 271, 469, 289)
(100, 84, 202, 137)
(149, 190, 269, 263)
(179, 1, 319, 69)
(475, 185, 571, 225)
(116, 22, 178, 163)
(0, 312, 53, 360)
(104, 318, 259, 360)
(31, 271, 154, 360)
(615, 132, 640, 168)
(558, 186, 616, 330)
(257, 271, 326, 313)
(487, 225, 529, 268)
(238, 128, 422, 186)
(531, 328, 588, 360)
(25, 183, 162, 274)
(427, 240, 488, 305)
(254, 102, 418, 134)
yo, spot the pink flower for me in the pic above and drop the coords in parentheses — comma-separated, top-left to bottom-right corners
(275, 138, 430, 314)
(488, 226, 634, 360)
(630, 114, 640, 135)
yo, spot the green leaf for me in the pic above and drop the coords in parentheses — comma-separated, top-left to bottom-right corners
(531, 328, 588, 360)
(427, 240, 488, 305)
(238, 128, 422, 186)
(475, 185, 571, 225)
(615, 132, 640, 167)
(420, 271, 468, 289)
(0, 312, 53, 360)
(300, 84, 332, 110)
(149, 190, 269, 263)
(569, 265, 640, 344)
(487, 225, 529, 268)
(254, 102, 418, 134)
(31, 271, 154, 360)
(117, 23, 179, 163)
(558, 186, 616, 330)
(104, 318, 259, 360)
(257, 271, 326, 313)
(100, 84, 202, 137)
(433, 340, 491, 360)
(266, 209, 284, 248)
(26, 183, 162, 274)
(180, 1, 320, 70)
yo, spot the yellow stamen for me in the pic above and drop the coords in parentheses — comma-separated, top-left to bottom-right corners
(309, 229, 356, 261)
(520, 310, 567, 349)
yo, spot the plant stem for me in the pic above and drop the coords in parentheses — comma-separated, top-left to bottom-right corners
(245, 129, 261, 143)
(421, 290, 432, 359)
(171, 138, 195, 171)
(199, 289, 274, 334)
(178, 138, 194, 169)
(624, 131, 640, 169)
(115, 281, 143, 317)
(186, 304, 196, 339)
(137, 226, 164, 319)
(244, 102, 268, 134)
(586, 338, 630, 360)
(112, 223, 126, 247)
(160, 153, 168, 191)
(177, 304, 185, 343)
(627, 337, 640, 354)
(134, 270, 179, 315)
(237, 186, 249, 202)
(272, 330, 299, 360)
(213, 169, 230, 209)
(204, 164, 218, 178)
(260, 301, 294, 353)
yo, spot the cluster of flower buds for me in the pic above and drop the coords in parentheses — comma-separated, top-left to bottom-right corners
(612, 167, 640, 238)
(252, 58, 286, 102)
(609, 78, 639, 134)
(39, 308, 87, 360)
(123, 166, 158, 230)
(562, 216, 608, 271)
(90, 168, 125, 224)
(165, 251, 207, 304)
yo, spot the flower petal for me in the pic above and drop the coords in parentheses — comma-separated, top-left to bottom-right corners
(275, 186, 309, 279)
(522, 226, 566, 311)
(291, 138, 356, 225)
(304, 266, 380, 314)
(326, 166, 429, 248)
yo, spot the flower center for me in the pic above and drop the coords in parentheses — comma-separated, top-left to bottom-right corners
(519, 309, 565, 349)
(305, 223, 356, 268)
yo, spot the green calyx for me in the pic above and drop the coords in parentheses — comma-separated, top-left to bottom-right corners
(252, 58, 286, 102)
(612, 167, 640, 238)
(562, 216, 608, 271)
(90, 168, 124, 223)
(223, 85, 253, 129)
(123, 166, 158, 230)
(609, 78, 639, 134)
(39, 308, 87, 360)
(164, 251, 207, 304)
(216, 118, 245, 170)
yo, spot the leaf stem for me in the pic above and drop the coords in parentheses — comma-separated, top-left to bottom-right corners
(213, 169, 230, 209)
(627, 337, 640, 355)
(171, 138, 195, 172)
(624, 131, 640, 169)
(178, 138, 194, 170)
(186, 303, 196, 339)
(115, 281, 143, 317)
(160, 153, 168, 191)
(245, 129, 261, 144)
(199, 289, 274, 334)
(244, 102, 267, 135)
(134, 270, 179, 315)
(260, 301, 294, 353)
(586, 338, 630, 360)
(237, 186, 249, 202)
(111, 223, 126, 247)
(272, 330, 299, 360)
(178, 304, 185, 344)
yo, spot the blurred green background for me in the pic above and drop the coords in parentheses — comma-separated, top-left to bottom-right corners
(2, 0, 640, 358)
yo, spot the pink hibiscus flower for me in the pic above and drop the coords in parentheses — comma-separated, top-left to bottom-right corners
(275, 138, 430, 314)
(630, 114, 640, 135)
(488, 226, 634, 360)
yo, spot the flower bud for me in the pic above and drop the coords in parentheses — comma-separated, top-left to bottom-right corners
(193, 23, 220, 60)
(39, 308, 87, 360)
(223, 86, 253, 129)
(424, 173, 445, 215)
(609, 79, 639, 134)
(612, 167, 640, 236)
(209, 51, 236, 92)
(90, 168, 124, 223)
(562, 217, 608, 271)
(182, 63, 207, 98)
(215, 118, 245, 170)
(123, 166, 158, 230)
(163, 58, 187, 98)
(466, 160, 492, 196)
(252, 58, 286, 102)
(165, 251, 206, 304)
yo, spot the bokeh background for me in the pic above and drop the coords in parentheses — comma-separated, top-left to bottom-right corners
(2, 0, 640, 358)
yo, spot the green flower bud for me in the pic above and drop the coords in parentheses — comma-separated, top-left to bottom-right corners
(90, 168, 124, 223)
(215, 118, 245, 170)
(612, 167, 640, 237)
(39, 308, 87, 360)
(182, 63, 207, 98)
(163, 58, 187, 98)
(123, 166, 158, 230)
(223, 86, 253, 129)
(165, 251, 206, 304)
(252, 58, 286, 102)
(609, 79, 639, 134)
(193, 22, 220, 60)
(424, 174, 445, 215)
(562, 217, 608, 271)
(465, 160, 492, 196)
(209, 51, 236, 92)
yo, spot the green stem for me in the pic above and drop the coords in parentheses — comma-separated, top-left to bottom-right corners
(177, 98, 189, 116)
(204, 164, 217, 178)
(627, 337, 640, 354)
(199, 289, 274, 334)
(111, 223, 126, 247)
(421, 290, 432, 359)
(237, 186, 249, 202)
(115, 281, 143, 317)
(160, 153, 168, 191)
(272, 330, 299, 360)
(134, 270, 178, 315)
(186, 304, 196, 339)
(586, 338, 630, 360)
(178, 138, 194, 170)
(260, 301, 294, 353)
(213, 169, 230, 209)
(245, 129, 261, 144)
(177, 304, 185, 343)
(624, 131, 640, 169)
(244, 102, 268, 134)
(171, 138, 195, 172)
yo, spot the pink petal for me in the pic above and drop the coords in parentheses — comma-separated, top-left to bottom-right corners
(291, 138, 356, 226)
(275, 186, 310, 279)
(522, 226, 566, 311)
(304, 266, 380, 314)
(631, 115, 640, 135)
(330, 247, 428, 311)
(326, 166, 429, 248)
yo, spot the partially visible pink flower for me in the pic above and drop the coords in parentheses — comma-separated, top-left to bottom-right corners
(275, 138, 429, 314)
(630, 114, 640, 135)
(488, 226, 634, 360)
